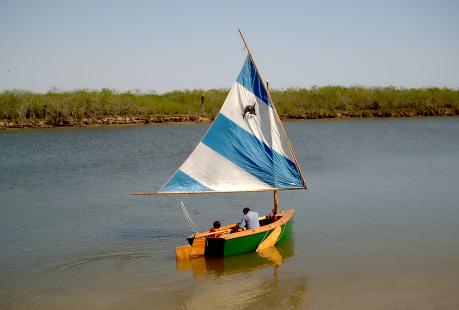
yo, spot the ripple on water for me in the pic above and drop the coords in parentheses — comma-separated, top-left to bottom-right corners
(55, 252, 154, 274)
(118, 227, 186, 240)
(43, 248, 192, 297)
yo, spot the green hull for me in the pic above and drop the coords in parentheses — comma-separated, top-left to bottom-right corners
(204, 218, 293, 257)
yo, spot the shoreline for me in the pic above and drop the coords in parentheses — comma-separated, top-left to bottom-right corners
(1, 112, 457, 131)
(2, 87, 458, 130)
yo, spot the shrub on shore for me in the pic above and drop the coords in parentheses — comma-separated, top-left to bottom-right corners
(0, 86, 458, 127)
(271, 86, 459, 119)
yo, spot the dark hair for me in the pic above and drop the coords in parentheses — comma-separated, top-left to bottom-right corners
(213, 220, 221, 229)
(243, 207, 250, 214)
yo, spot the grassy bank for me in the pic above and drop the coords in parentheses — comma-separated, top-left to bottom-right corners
(1, 86, 458, 129)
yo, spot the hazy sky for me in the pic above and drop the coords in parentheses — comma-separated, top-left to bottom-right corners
(1, 0, 458, 93)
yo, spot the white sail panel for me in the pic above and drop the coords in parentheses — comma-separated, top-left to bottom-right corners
(220, 82, 293, 163)
(180, 143, 273, 191)
(219, 82, 269, 146)
(269, 106, 292, 161)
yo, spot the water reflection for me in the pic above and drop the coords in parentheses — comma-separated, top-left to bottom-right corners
(176, 239, 294, 277)
(176, 235, 308, 309)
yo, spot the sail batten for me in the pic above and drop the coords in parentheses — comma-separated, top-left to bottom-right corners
(158, 56, 306, 194)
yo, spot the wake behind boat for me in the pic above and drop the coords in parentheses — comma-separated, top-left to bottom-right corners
(133, 30, 308, 259)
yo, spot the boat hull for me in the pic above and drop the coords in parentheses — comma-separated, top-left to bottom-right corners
(206, 219, 292, 257)
(188, 209, 294, 257)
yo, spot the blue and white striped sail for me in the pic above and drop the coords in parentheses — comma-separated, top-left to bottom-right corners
(159, 56, 306, 193)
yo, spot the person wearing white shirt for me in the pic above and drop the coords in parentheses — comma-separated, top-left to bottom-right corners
(239, 207, 260, 230)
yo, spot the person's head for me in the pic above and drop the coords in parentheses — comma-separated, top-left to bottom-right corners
(243, 207, 250, 215)
(213, 220, 221, 229)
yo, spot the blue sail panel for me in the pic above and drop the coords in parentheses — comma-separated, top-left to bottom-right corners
(237, 57, 270, 106)
(160, 170, 213, 193)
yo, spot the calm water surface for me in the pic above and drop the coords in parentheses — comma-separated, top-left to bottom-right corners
(1, 118, 459, 309)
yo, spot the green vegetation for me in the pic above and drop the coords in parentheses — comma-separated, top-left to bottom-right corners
(271, 86, 459, 119)
(1, 86, 458, 128)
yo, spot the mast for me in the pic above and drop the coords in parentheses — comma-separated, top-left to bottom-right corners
(237, 29, 308, 190)
(273, 190, 279, 215)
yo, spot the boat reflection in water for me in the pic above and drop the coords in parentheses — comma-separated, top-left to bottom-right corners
(177, 227, 292, 275)
(176, 224, 308, 309)
(176, 240, 290, 277)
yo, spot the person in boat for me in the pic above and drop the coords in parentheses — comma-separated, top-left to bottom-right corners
(238, 207, 260, 231)
(267, 208, 278, 222)
(208, 220, 223, 238)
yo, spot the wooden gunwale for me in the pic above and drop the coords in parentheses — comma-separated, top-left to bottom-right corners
(190, 209, 294, 241)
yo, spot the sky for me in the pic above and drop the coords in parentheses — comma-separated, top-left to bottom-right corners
(1, 0, 458, 93)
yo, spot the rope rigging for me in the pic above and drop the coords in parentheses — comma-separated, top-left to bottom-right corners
(181, 201, 200, 233)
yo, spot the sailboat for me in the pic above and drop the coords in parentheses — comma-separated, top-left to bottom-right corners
(133, 30, 308, 258)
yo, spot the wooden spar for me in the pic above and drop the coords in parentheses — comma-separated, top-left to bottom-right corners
(237, 28, 254, 62)
(271, 100, 309, 189)
(273, 190, 279, 215)
(237, 29, 309, 189)
(131, 187, 304, 196)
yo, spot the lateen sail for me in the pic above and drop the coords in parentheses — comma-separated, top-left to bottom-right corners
(159, 56, 306, 193)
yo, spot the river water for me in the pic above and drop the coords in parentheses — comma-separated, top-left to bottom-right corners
(1, 117, 458, 309)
